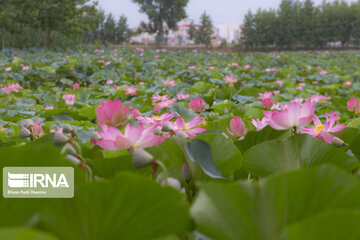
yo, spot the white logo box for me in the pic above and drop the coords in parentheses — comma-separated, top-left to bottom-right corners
(3, 167, 74, 198)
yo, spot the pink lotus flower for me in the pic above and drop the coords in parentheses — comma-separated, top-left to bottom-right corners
(275, 80, 284, 86)
(273, 90, 280, 96)
(189, 98, 206, 113)
(252, 118, 268, 131)
(257, 91, 272, 100)
(95, 123, 164, 151)
(223, 75, 237, 85)
(96, 99, 130, 127)
(227, 117, 247, 138)
(137, 113, 175, 126)
(344, 81, 352, 87)
(22, 66, 30, 71)
(33, 121, 44, 137)
(308, 94, 331, 103)
(157, 98, 176, 109)
(62, 94, 76, 106)
(44, 106, 54, 110)
(319, 70, 327, 75)
(119, 57, 123, 61)
(2, 83, 20, 94)
(151, 94, 168, 102)
(264, 99, 315, 132)
(163, 80, 176, 87)
(306, 67, 310, 72)
(69, 67, 75, 71)
(231, 63, 239, 67)
(154, 106, 161, 114)
(1, 87, 12, 94)
(291, 98, 304, 104)
(265, 67, 276, 72)
(301, 113, 346, 144)
(316, 65, 321, 69)
(125, 86, 137, 96)
(169, 115, 207, 138)
(104, 61, 111, 66)
(244, 64, 250, 70)
(347, 99, 360, 114)
(106, 80, 113, 85)
(177, 93, 190, 100)
(5, 67, 12, 71)
(50, 128, 63, 133)
(72, 82, 79, 90)
(188, 66, 196, 69)
(262, 98, 275, 109)
(296, 83, 306, 91)
(208, 66, 215, 70)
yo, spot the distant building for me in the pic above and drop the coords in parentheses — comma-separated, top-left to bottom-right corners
(130, 19, 241, 46)
(216, 24, 241, 44)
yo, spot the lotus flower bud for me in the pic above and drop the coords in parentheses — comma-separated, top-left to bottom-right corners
(61, 143, 77, 156)
(181, 163, 192, 182)
(132, 149, 154, 168)
(153, 126, 162, 136)
(176, 131, 188, 139)
(189, 98, 206, 113)
(22, 119, 34, 128)
(63, 124, 73, 133)
(19, 126, 31, 138)
(66, 154, 81, 165)
(332, 137, 346, 147)
(156, 174, 181, 190)
(53, 132, 69, 147)
(165, 177, 181, 190)
(227, 117, 247, 138)
(90, 132, 101, 142)
(161, 123, 172, 132)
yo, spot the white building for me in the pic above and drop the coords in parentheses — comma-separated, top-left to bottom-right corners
(130, 20, 240, 46)
(216, 24, 241, 44)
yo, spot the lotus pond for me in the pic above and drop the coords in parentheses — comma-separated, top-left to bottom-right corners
(1, 48, 360, 240)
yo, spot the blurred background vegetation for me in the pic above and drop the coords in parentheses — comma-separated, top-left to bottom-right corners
(2, 0, 360, 50)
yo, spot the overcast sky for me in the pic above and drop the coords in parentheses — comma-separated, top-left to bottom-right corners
(96, 0, 358, 27)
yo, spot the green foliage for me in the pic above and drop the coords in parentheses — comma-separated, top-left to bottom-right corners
(241, 0, 360, 48)
(188, 12, 213, 47)
(132, 0, 189, 45)
(191, 165, 360, 240)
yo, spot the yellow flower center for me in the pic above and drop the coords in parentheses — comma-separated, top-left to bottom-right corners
(155, 116, 160, 120)
(315, 124, 324, 134)
(184, 123, 189, 130)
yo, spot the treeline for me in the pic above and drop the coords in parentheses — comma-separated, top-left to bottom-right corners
(0, 0, 132, 49)
(241, 0, 360, 48)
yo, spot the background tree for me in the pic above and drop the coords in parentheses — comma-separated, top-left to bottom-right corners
(197, 12, 213, 47)
(103, 13, 116, 45)
(0, 0, 23, 49)
(276, 0, 298, 48)
(116, 15, 132, 44)
(132, 0, 189, 46)
(241, 10, 256, 48)
(188, 12, 213, 47)
(188, 21, 197, 42)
